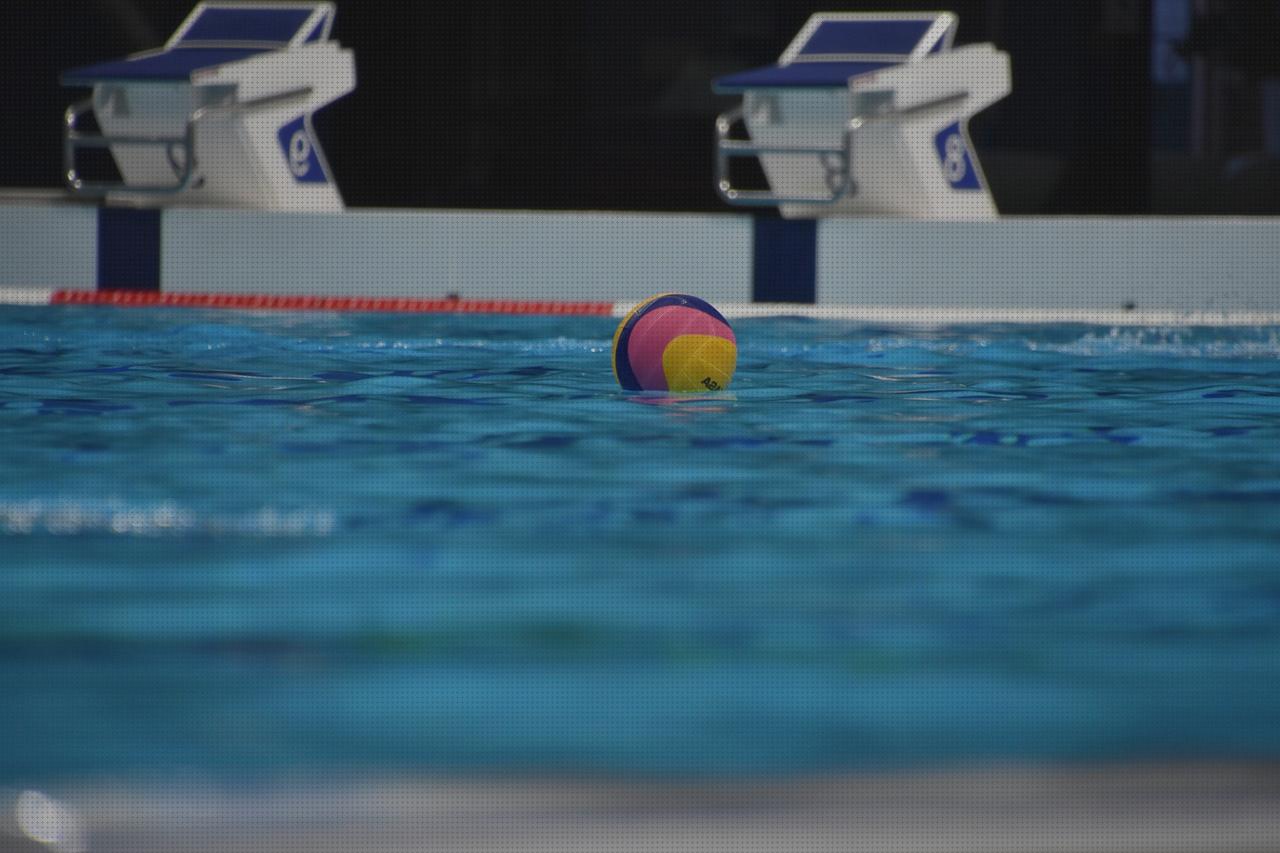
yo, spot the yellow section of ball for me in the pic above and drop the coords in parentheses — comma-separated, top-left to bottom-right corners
(661, 334, 737, 392)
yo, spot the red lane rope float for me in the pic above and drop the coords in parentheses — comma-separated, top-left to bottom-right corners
(49, 290, 616, 316)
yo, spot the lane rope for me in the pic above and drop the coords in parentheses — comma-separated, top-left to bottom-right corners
(46, 290, 617, 315)
(5, 289, 1280, 325)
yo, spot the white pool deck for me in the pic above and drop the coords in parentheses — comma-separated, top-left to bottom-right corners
(5, 762, 1278, 853)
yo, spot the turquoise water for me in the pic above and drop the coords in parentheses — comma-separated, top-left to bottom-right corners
(2, 306, 1280, 782)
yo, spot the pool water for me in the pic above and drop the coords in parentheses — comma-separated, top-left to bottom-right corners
(2, 306, 1279, 783)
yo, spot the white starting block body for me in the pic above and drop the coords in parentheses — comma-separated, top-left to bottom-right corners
(62, 2, 355, 211)
(714, 12, 1010, 219)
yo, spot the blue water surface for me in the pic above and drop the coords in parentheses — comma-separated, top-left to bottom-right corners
(2, 306, 1279, 783)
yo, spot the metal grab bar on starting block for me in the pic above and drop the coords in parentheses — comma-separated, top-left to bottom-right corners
(715, 106, 853, 207)
(64, 87, 312, 197)
(64, 98, 198, 197)
(715, 90, 974, 207)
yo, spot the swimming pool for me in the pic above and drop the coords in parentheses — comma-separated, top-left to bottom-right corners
(3, 305, 1279, 785)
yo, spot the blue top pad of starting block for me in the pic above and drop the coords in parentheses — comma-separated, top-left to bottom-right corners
(61, 3, 331, 85)
(713, 60, 896, 92)
(795, 18, 943, 57)
(176, 6, 320, 45)
(713, 13, 953, 93)
(62, 48, 271, 84)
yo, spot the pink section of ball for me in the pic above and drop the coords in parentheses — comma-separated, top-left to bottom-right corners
(626, 305, 735, 391)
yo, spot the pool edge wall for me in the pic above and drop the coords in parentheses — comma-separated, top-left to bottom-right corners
(2, 195, 1278, 316)
(817, 217, 1280, 314)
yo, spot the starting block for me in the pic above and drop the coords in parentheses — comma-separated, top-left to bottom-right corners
(61, 2, 355, 211)
(713, 12, 1010, 219)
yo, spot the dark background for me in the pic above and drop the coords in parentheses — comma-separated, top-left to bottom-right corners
(2, 0, 1279, 214)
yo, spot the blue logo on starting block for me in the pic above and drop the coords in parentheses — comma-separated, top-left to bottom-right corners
(277, 117, 326, 183)
(934, 123, 981, 191)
